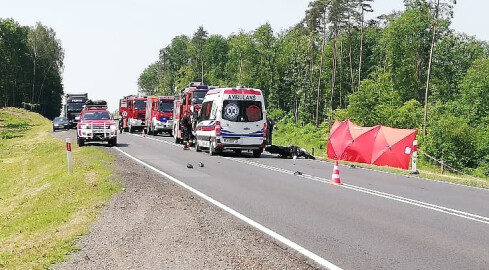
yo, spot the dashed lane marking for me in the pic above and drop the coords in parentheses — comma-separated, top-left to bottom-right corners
(123, 133, 489, 225)
(225, 157, 489, 226)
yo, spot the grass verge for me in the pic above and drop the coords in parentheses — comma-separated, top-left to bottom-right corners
(0, 108, 120, 269)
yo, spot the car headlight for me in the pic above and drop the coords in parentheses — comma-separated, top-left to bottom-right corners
(109, 125, 117, 131)
(80, 124, 90, 129)
(75, 116, 80, 120)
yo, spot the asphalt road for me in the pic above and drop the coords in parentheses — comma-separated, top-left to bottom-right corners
(115, 131, 489, 270)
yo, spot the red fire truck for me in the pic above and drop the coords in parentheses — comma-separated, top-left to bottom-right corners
(172, 82, 211, 144)
(118, 95, 147, 133)
(145, 96, 175, 136)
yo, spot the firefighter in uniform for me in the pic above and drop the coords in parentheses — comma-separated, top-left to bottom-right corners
(182, 111, 193, 148)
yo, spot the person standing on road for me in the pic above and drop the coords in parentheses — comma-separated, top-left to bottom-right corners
(182, 111, 193, 147)
(266, 118, 275, 145)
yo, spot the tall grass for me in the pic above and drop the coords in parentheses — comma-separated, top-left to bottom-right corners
(0, 108, 120, 269)
(272, 121, 329, 157)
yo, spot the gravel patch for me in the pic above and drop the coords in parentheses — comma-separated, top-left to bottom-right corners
(51, 130, 318, 269)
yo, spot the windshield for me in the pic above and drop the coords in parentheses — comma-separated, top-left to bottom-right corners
(134, 100, 146, 110)
(222, 100, 263, 122)
(54, 117, 68, 123)
(83, 111, 111, 120)
(159, 101, 174, 112)
(192, 91, 207, 105)
(67, 103, 84, 111)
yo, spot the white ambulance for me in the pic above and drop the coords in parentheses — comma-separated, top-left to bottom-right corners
(194, 87, 267, 157)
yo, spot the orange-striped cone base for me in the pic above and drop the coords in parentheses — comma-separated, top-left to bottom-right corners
(331, 160, 341, 185)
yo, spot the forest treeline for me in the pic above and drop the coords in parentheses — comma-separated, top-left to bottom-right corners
(0, 19, 64, 119)
(139, 0, 489, 176)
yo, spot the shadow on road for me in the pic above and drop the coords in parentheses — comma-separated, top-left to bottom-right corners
(114, 143, 129, 148)
(79, 142, 129, 148)
(216, 151, 279, 159)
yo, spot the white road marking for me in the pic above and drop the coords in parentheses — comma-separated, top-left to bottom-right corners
(124, 133, 489, 225)
(226, 158, 489, 225)
(127, 132, 489, 191)
(114, 147, 342, 270)
(125, 132, 180, 146)
(340, 162, 489, 191)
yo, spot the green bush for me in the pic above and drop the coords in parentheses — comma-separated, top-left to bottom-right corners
(272, 121, 329, 157)
(422, 113, 478, 170)
(267, 108, 286, 122)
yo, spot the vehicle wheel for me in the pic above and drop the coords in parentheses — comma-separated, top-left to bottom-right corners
(129, 125, 134, 133)
(252, 149, 262, 158)
(195, 140, 202, 152)
(109, 138, 117, 147)
(52, 126, 56, 132)
(233, 149, 242, 155)
(169, 130, 173, 137)
(77, 136, 84, 147)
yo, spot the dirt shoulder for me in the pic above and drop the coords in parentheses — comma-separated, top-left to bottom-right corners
(52, 131, 317, 269)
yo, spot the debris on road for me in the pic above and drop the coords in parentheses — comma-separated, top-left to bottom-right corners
(265, 145, 315, 160)
(54, 141, 316, 270)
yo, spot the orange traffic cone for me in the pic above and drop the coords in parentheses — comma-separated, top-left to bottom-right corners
(331, 160, 341, 185)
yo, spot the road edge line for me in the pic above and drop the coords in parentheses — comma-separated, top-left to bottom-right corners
(113, 147, 342, 270)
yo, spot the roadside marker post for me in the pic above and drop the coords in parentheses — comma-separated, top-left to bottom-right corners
(66, 138, 73, 173)
(411, 140, 419, 174)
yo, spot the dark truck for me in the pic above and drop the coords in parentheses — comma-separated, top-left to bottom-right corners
(64, 93, 88, 128)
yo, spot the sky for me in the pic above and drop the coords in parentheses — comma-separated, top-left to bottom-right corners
(1, 0, 487, 112)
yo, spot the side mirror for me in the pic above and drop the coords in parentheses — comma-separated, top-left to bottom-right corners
(191, 98, 197, 104)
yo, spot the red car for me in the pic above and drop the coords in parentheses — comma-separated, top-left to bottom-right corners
(77, 100, 117, 147)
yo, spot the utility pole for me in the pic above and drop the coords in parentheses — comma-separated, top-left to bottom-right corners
(423, 0, 440, 136)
